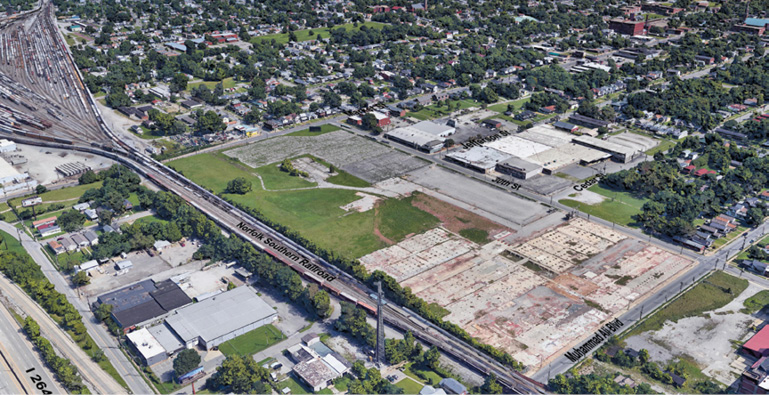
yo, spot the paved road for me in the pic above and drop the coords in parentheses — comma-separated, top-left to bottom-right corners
(0, 263, 124, 393)
(0, 222, 152, 394)
(0, 301, 63, 394)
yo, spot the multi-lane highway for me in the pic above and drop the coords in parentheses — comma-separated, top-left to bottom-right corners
(0, 300, 63, 395)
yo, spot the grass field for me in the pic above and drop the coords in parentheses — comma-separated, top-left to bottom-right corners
(742, 290, 769, 314)
(218, 324, 286, 357)
(409, 99, 480, 121)
(169, 153, 439, 258)
(186, 77, 238, 91)
(395, 378, 424, 394)
(0, 230, 27, 255)
(333, 376, 350, 392)
(560, 184, 647, 227)
(403, 363, 444, 386)
(488, 97, 532, 114)
(626, 271, 748, 337)
(252, 22, 385, 45)
(134, 215, 170, 226)
(285, 124, 340, 137)
(645, 139, 676, 156)
(459, 228, 489, 244)
(275, 377, 311, 394)
(711, 225, 748, 249)
(9, 182, 103, 209)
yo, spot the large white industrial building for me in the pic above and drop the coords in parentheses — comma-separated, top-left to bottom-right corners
(165, 286, 278, 350)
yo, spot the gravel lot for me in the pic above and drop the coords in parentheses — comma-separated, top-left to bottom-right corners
(224, 131, 427, 182)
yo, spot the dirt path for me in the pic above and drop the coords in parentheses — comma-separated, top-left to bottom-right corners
(372, 203, 394, 245)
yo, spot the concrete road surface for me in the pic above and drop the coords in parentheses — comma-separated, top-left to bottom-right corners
(0, 221, 150, 394)
(0, 301, 64, 394)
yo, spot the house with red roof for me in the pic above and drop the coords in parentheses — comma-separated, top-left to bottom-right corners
(744, 325, 769, 358)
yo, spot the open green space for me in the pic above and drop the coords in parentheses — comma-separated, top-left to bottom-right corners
(9, 182, 103, 209)
(276, 376, 311, 394)
(218, 324, 286, 357)
(395, 378, 424, 394)
(409, 99, 480, 121)
(169, 153, 440, 258)
(488, 97, 532, 114)
(285, 124, 340, 137)
(403, 363, 444, 386)
(187, 77, 238, 91)
(560, 184, 647, 227)
(459, 228, 489, 244)
(645, 139, 676, 156)
(134, 215, 170, 226)
(333, 376, 350, 392)
(0, 230, 27, 256)
(626, 271, 748, 338)
(252, 22, 386, 45)
(742, 290, 769, 314)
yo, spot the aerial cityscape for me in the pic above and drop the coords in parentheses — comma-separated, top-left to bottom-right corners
(0, 0, 767, 393)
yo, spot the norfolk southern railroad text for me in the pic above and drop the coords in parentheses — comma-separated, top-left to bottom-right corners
(237, 222, 336, 281)
(563, 318, 624, 362)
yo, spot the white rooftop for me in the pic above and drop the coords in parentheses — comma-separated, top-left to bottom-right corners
(447, 147, 512, 169)
(412, 120, 455, 137)
(165, 286, 276, 344)
(126, 328, 166, 361)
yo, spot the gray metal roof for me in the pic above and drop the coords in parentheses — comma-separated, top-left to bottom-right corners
(165, 286, 276, 343)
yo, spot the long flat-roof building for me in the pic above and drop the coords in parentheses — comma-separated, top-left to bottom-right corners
(446, 147, 512, 173)
(385, 127, 445, 153)
(495, 157, 542, 179)
(165, 286, 278, 350)
(572, 135, 636, 163)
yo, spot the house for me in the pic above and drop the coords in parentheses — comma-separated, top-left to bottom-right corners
(38, 224, 61, 237)
(433, 92, 449, 101)
(71, 234, 89, 248)
(553, 121, 578, 133)
(387, 105, 406, 117)
(420, 386, 447, 395)
(516, 110, 536, 121)
(84, 230, 99, 246)
(668, 372, 686, 387)
(73, 202, 90, 211)
(682, 165, 696, 174)
(84, 209, 98, 220)
(60, 237, 77, 252)
(153, 240, 171, 251)
(47, 240, 65, 255)
(540, 105, 556, 114)
(123, 199, 134, 211)
(32, 216, 57, 229)
(747, 260, 768, 276)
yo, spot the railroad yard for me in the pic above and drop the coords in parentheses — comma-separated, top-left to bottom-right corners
(0, 2, 105, 144)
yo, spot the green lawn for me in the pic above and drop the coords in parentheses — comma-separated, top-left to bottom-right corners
(169, 153, 439, 258)
(560, 185, 647, 227)
(275, 376, 311, 394)
(134, 215, 170, 226)
(626, 272, 748, 337)
(403, 363, 444, 386)
(325, 171, 371, 188)
(56, 250, 91, 272)
(459, 228, 489, 244)
(742, 290, 769, 314)
(218, 324, 286, 357)
(409, 99, 480, 121)
(711, 226, 748, 249)
(252, 22, 385, 45)
(286, 124, 340, 137)
(645, 139, 676, 156)
(332, 376, 350, 392)
(488, 97, 532, 114)
(395, 378, 424, 394)
(0, 230, 27, 255)
(9, 182, 103, 208)
(186, 77, 238, 91)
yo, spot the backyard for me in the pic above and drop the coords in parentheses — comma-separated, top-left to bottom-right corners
(218, 324, 286, 357)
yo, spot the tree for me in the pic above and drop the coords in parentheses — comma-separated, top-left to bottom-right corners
(72, 271, 90, 286)
(173, 348, 201, 376)
(328, 164, 336, 174)
(480, 373, 503, 394)
(195, 110, 226, 135)
(226, 177, 252, 194)
(79, 170, 100, 185)
(58, 210, 86, 232)
(288, 30, 298, 42)
(361, 113, 378, 130)
(95, 303, 113, 322)
(36, 185, 48, 194)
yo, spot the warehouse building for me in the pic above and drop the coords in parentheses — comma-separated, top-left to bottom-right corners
(0, 156, 30, 185)
(96, 279, 192, 329)
(572, 135, 637, 163)
(495, 157, 543, 179)
(385, 127, 445, 153)
(127, 328, 168, 366)
(165, 286, 278, 350)
(445, 147, 512, 173)
(0, 139, 16, 152)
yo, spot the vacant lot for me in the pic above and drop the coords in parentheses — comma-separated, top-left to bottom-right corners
(409, 99, 481, 120)
(560, 184, 647, 226)
(286, 124, 340, 137)
(169, 153, 438, 258)
(218, 324, 286, 356)
(251, 22, 385, 45)
(627, 271, 749, 337)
